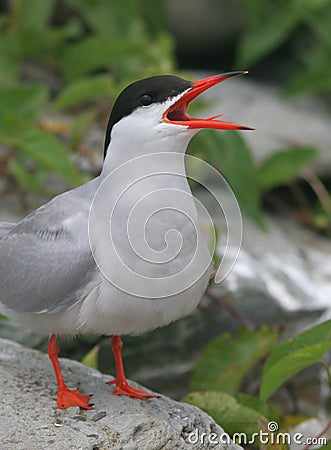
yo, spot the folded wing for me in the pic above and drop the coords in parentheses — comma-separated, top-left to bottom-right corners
(0, 189, 99, 314)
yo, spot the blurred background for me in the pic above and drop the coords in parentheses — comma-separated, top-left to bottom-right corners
(0, 0, 330, 442)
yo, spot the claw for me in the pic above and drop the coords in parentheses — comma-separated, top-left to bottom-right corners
(108, 379, 158, 401)
(57, 388, 93, 410)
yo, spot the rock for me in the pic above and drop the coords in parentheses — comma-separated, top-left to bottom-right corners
(289, 418, 331, 450)
(206, 190, 331, 313)
(0, 338, 241, 450)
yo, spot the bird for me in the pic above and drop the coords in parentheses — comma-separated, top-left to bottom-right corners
(0, 72, 252, 410)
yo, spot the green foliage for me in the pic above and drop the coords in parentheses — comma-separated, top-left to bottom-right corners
(0, 0, 75, 81)
(189, 130, 319, 229)
(0, 85, 48, 127)
(190, 327, 278, 393)
(258, 147, 318, 190)
(0, 0, 175, 198)
(81, 344, 100, 369)
(185, 321, 331, 444)
(320, 440, 331, 450)
(237, 0, 331, 96)
(184, 391, 268, 439)
(10, 128, 87, 186)
(189, 131, 265, 228)
(70, 111, 97, 150)
(0, 0, 324, 223)
(312, 194, 331, 236)
(8, 158, 46, 193)
(260, 320, 331, 401)
(0, 82, 86, 192)
(234, 393, 272, 419)
(237, 0, 296, 67)
(53, 75, 117, 111)
(0, 0, 327, 204)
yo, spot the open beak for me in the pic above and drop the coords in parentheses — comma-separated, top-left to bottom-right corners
(163, 71, 253, 131)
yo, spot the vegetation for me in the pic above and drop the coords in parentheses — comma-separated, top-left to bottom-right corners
(0, 0, 174, 196)
(189, 131, 319, 230)
(237, 0, 331, 96)
(184, 320, 331, 447)
(0, 0, 330, 230)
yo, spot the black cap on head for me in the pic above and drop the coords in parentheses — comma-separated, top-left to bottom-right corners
(103, 75, 192, 158)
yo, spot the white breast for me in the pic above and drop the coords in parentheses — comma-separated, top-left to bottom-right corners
(79, 166, 212, 335)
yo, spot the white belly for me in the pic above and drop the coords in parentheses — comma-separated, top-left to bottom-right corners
(5, 172, 212, 336)
(5, 260, 211, 336)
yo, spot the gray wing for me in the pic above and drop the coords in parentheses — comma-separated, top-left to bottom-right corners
(0, 222, 16, 238)
(0, 182, 99, 314)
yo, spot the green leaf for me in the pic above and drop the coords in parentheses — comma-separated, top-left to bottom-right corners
(312, 194, 331, 235)
(258, 147, 318, 190)
(260, 320, 331, 401)
(264, 320, 331, 371)
(53, 75, 117, 110)
(69, 0, 141, 38)
(61, 36, 132, 81)
(189, 130, 265, 228)
(284, 4, 331, 97)
(81, 345, 100, 369)
(0, 85, 48, 127)
(70, 110, 96, 150)
(8, 158, 45, 192)
(236, 1, 297, 66)
(285, 59, 331, 96)
(12, 0, 56, 31)
(0, 36, 21, 84)
(235, 393, 271, 419)
(190, 327, 279, 393)
(183, 391, 268, 438)
(140, 0, 170, 34)
(10, 128, 87, 186)
(301, 2, 331, 47)
(319, 439, 331, 450)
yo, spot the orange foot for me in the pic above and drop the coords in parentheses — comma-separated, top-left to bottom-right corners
(57, 387, 93, 410)
(108, 379, 158, 401)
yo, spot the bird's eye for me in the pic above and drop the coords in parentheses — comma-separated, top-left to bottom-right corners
(139, 94, 153, 106)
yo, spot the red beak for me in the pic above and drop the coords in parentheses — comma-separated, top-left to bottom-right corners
(163, 71, 253, 131)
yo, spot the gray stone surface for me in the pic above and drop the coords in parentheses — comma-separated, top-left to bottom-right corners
(204, 190, 331, 313)
(0, 338, 241, 450)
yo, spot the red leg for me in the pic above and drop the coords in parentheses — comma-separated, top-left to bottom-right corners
(48, 334, 93, 410)
(107, 335, 158, 400)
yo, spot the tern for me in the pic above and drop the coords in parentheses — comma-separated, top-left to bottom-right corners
(0, 72, 251, 409)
